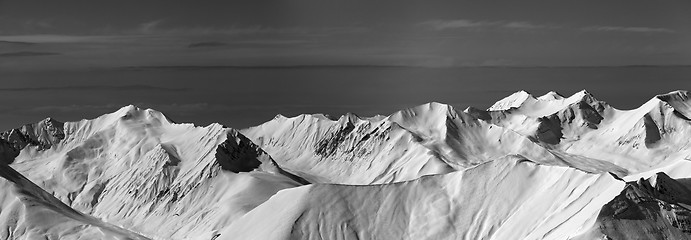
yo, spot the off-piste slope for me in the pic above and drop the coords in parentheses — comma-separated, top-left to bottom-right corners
(242, 101, 628, 185)
(221, 156, 625, 240)
(232, 89, 691, 240)
(0, 90, 689, 240)
(3, 105, 305, 239)
(467, 90, 691, 174)
(0, 162, 149, 240)
(241, 111, 455, 184)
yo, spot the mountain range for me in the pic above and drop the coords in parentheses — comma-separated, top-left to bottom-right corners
(0, 90, 690, 239)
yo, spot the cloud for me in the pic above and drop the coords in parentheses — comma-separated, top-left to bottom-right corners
(503, 21, 557, 29)
(0, 85, 186, 92)
(0, 35, 120, 43)
(187, 42, 228, 48)
(0, 40, 36, 46)
(417, 19, 495, 30)
(418, 19, 558, 31)
(186, 40, 310, 49)
(582, 26, 675, 33)
(0, 25, 365, 45)
(146, 25, 367, 37)
(419, 20, 674, 34)
(0, 51, 60, 57)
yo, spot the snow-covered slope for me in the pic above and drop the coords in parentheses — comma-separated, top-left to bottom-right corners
(241, 103, 549, 184)
(0, 117, 64, 152)
(468, 90, 691, 173)
(243, 100, 629, 185)
(0, 162, 149, 240)
(3, 106, 304, 239)
(232, 89, 691, 240)
(0, 90, 689, 240)
(241, 111, 455, 184)
(221, 156, 625, 240)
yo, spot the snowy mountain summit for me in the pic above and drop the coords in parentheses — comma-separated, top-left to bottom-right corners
(1, 90, 690, 240)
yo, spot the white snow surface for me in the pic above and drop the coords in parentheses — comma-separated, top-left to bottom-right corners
(0, 164, 149, 240)
(476, 90, 691, 173)
(5, 105, 302, 240)
(221, 156, 625, 240)
(0, 90, 689, 240)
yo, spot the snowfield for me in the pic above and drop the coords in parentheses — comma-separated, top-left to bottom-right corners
(0, 90, 690, 239)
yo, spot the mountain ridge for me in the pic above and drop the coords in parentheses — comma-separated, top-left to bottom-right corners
(0, 89, 689, 239)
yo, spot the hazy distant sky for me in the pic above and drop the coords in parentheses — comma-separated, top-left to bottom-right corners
(1, 0, 691, 69)
(0, 66, 688, 131)
(0, 1, 689, 131)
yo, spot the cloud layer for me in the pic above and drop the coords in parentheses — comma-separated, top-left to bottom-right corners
(581, 26, 676, 33)
(0, 85, 186, 92)
(0, 51, 60, 57)
(417, 19, 558, 30)
(0, 17, 686, 69)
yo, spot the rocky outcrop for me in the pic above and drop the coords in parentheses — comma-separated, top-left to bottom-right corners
(598, 173, 691, 239)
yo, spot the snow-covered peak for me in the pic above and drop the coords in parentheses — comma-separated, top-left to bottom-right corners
(475, 89, 691, 173)
(1, 89, 690, 240)
(261, 102, 461, 132)
(0, 115, 65, 152)
(488, 90, 534, 111)
(487, 89, 606, 118)
(391, 102, 456, 117)
(258, 102, 462, 140)
(388, 102, 459, 126)
(273, 113, 286, 120)
(537, 91, 565, 101)
(241, 103, 457, 184)
(3, 104, 307, 239)
(113, 104, 173, 125)
(385, 102, 485, 144)
(570, 89, 600, 104)
(336, 112, 361, 124)
(486, 90, 602, 117)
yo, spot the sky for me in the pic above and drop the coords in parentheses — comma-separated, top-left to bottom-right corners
(0, 66, 688, 131)
(1, 0, 691, 69)
(0, 1, 689, 130)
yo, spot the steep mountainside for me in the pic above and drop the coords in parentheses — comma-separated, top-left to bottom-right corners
(467, 90, 691, 173)
(243, 102, 627, 185)
(595, 172, 691, 239)
(3, 106, 304, 240)
(0, 90, 689, 240)
(221, 156, 625, 240)
(0, 163, 149, 240)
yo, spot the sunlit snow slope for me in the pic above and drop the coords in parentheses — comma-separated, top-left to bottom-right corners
(0, 162, 149, 240)
(1, 106, 304, 240)
(0, 90, 689, 240)
(467, 90, 691, 173)
(242, 102, 626, 185)
(222, 156, 625, 240)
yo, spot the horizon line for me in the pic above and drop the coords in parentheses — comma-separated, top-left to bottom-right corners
(118, 64, 691, 71)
